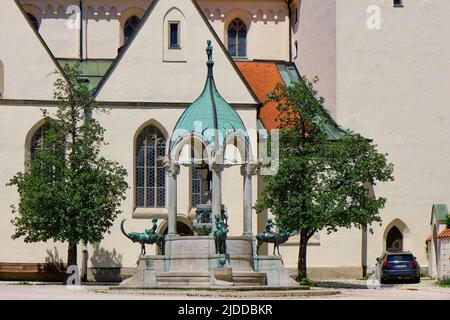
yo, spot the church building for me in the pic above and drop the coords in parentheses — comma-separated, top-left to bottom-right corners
(1, 0, 449, 280)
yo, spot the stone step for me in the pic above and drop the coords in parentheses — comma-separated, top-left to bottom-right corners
(155, 270, 267, 286)
(156, 271, 211, 285)
(231, 271, 266, 286)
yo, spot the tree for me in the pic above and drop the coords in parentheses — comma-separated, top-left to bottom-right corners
(255, 77, 394, 281)
(7, 65, 128, 273)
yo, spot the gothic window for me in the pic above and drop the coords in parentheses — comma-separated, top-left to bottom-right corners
(30, 125, 48, 161)
(27, 13, 39, 31)
(136, 126, 166, 208)
(227, 18, 247, 58)
(124, 15, 141, 44)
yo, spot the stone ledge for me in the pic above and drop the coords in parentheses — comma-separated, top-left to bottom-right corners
(112, 285, 310, 291)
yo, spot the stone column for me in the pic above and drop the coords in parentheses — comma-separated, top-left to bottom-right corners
(211, 167, 222, 232)
(210, 150, 224, 232)
(166, 160, 180, 236)
(242, 163, 257, 236)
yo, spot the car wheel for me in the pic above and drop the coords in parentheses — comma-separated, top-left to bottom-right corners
(380, 277, 387, 284)
(413, 277, 420, 283)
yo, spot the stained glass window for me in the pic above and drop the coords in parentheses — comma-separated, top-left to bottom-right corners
(227, 18, 247, 58)
(30, 125, 48, 161)
(136, 126, 166, 208)
(124, 15, 141, 44)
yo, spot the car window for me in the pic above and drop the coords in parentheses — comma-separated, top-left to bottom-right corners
(387, 254, 414, 262)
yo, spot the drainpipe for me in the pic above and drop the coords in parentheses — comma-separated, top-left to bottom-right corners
(286, 0, 292, 63)
(79, 0, 83, 61)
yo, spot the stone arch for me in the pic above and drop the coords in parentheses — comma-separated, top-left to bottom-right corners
(170, 133, 213, 164)
(224, 131, 250, 165)
(383, 218, 410, 252)
(157, 215, 193, 236)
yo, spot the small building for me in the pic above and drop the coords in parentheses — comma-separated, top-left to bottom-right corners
(427, 204, 450, 279)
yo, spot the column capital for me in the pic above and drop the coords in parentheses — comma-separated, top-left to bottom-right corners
(210, 150, 225, 172)
(163, 156, 180, 176)
(241, 161, 259, 176)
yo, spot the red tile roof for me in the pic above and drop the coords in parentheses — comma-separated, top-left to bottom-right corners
(438, 228, 450, 239)
(236, 62, 285, 130)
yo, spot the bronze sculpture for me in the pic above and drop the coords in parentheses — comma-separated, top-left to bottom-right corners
(121, 218, 165, 255)
(213, 214, 228, 255)
(256, 218, 295, 256)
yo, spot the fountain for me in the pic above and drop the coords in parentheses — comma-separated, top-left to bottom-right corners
(119, 41, 298, 288)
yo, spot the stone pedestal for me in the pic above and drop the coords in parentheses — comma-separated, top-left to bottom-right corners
(120, 236, 298, 288)
(119, 255, 165, 287)
(254, 256, 298, 287)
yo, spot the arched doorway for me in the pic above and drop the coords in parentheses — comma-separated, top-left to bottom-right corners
(386, 226, 403, 252)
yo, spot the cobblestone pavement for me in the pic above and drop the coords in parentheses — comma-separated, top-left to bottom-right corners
(0, 279, 448, 300)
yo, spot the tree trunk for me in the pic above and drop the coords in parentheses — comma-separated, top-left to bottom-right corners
(297, 230, 309, 281)
(67, 241, 77, 267)
(64, 241, 78, 285)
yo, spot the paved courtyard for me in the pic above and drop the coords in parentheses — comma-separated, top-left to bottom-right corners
(0, 279, 449, 300)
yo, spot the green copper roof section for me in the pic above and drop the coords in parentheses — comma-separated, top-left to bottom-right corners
(432, 204, 449, 223)
(170, 41, 248, 151)
(57, 59, 114, 91)
(278, 63, 346, 140)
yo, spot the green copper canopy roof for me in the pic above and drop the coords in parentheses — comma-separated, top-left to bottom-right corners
(170, 41, 248, 152)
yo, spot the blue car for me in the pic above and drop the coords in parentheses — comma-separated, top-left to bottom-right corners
(375, 251, 420, 284)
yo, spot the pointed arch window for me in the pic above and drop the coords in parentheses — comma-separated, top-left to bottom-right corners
(30, 125, 48, 161)
(227, 18, 247, 58)
(136, 126, 166, 208)
(26, 13, 39, 31)
(124, 15, 141, 43)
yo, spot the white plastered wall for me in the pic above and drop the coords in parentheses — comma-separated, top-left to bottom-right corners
(0, 1, 61, 100)
(197, 0, 290, 61)
(336, 0, 450, 268)
(294, 0, 337, 117)
(96, 0, 258, 105)
(0, 104, 69, 264)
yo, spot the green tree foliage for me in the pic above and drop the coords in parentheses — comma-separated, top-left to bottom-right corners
(256, 77, 394, 280)
(7, 65, 128, 269)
